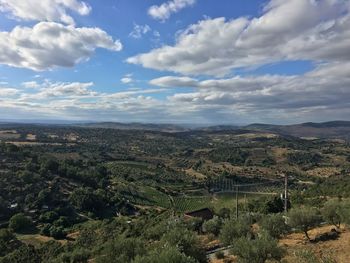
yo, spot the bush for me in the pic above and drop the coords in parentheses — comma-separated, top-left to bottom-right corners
(96, 236, 146, 263)
(39, 211, 59, 223)
(215, 251, 225, 259)
(202, 216, 222, 236)
(259, 213, 290, 238)
(9, 213, 32, 232)
(220, 217, 252, 245)
(161, 227, 206, 263)
(0, 229, 16, 257)
(231, 233, 285, 263)
(133, 246, 197, 263)
(49, 226, 66, 239)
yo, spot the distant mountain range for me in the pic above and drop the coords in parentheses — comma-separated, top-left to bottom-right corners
(77, 120, 350, 141)
(1, 120, 350, 141)
(243, 121, 350, 141)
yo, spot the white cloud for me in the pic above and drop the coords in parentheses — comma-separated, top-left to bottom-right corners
(22, 81, 41, 89)
(121, 73, 134, 84)
(0, 22, 122, 71)
(164, 61, 350, 123)
(150, 76, 198, 87)
(19, 81, 95, 100)
(0, 87, 19, 97)
(129, 24, 151, 39)
(130, 0, 350, 76)
(0, 0, 91, 25)
(148, 0, 196, 21)
(121, 77, 133, 84)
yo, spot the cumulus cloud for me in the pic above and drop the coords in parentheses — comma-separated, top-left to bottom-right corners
(121, 77, 133, 84)
(148, 0, 196, 21)
(0, 87, 19, 97)
(129, 0, 350, 76)
(0, 0, 91, 25)
(2, 59, 350, 124)
(0, 80, 171, 122)
(129, 24, 151, 39)
(120, 73, 134, 84)
(0, 22, 122, 71)
(150, 76, 198, 87)
(164, 61, 350, 123)
(22, 81, 41, 89)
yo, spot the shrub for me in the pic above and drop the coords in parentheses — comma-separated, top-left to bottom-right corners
(9, 213, 32, 232)
(133, 246, 197, 263)
(220, 217, 252, 245)
(231, 232, 285, 263)
(215, 251, 225, 259)
(39, 211, 59, 223)
(259, 213, 290, 238)
(202, 216, 222, 236)
(161, 227, 206, 263)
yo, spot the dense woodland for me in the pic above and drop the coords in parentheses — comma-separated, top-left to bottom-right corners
(1, 124, 350, 262)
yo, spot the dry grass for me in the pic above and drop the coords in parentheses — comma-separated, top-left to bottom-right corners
(281, 225, 350, 263)
(185, 168, 207, 179)
(0, 130, 20, 139)
(26, 134, 36, 141)
(306, 167, 341, 178)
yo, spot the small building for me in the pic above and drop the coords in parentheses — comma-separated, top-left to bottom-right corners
(9, 203, 18, 209)
(184, 208, 214, 221)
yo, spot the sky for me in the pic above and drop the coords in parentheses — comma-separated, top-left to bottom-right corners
(0, 0, 350, 125)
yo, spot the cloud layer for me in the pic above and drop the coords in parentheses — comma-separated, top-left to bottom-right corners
(130, 0, 350, 76)
(0, 22, 122, 71)
(148, 0, 196, 21)
(0, 0, 91, 25)
(1, 59, 350, 124)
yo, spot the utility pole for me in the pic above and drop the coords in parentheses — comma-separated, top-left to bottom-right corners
(235, 184, 239, 219)
(284, 173, 288, 213)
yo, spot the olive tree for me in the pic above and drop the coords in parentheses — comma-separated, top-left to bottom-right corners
(259, 213, 290, 238)
(288, 207, 322, 241)
(231, 232, 285, 263)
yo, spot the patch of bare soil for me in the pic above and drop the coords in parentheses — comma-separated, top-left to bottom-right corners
(185, 168, 206, 179)
(280, 225, 350, 263)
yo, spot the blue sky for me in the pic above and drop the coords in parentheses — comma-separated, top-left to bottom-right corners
(0, 0, 349, 124)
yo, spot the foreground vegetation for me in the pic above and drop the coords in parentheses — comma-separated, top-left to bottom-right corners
(1, 124, 350, 262)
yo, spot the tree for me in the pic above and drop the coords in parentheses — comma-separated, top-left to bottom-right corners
(259, 213, 290, 238)
(161, 227, 206, 263)
(39, 211, 59, 223)
(96, 236, 146, 263)
(9, 213, 32, 232)
(0, 229, 16, 257)
(321, 200, 342, 228)
(202, 216, 222, 236)
(220, 217, 252, 245)
(231, 232, 285, 263)
(217, 207, 231, 219)
(69, 187, 105, 214)
(133, 246, 198, 263)
(263, 196, 287, 214)
(288, 207, 322, 241)
(0, 244, 40, 263)
(338, 201, 350, 226)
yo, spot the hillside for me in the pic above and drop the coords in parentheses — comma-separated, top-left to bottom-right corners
(0, 123, 350, 262)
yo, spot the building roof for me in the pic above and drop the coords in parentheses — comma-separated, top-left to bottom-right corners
(184, 208, 214, 221)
